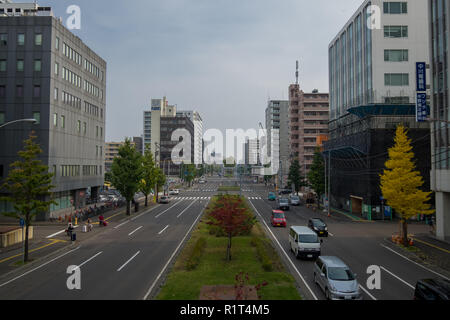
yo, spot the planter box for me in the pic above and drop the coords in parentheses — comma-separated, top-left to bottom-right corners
(0, 226, 33, 248)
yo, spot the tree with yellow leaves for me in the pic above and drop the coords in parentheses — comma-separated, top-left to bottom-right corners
(380, 125, 434, 247)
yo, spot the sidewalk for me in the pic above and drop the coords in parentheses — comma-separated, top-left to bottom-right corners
(0, 199, 157, 277)
(410, 233, 450, 274)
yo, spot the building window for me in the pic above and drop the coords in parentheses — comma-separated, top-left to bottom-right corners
(0, 60, 6, 72)
(384, 26, 408, 38)
(33, 85, 41, 97)
(55, 62, 59, 75)
(16, 85, 23, 97)
(34, 59, 42, 72)
(55, 37, 59, 50)
(385, 96, 410, 104)
(17, 33, 25, 46)
(61, 115, 65, 129)
(0, 85, 5, 97)
(54, 87, 58, 100)
(83, 122, 87, 135)
(384, 49, 408, 62)
(0, 34, 7, 46)
(35, 34, 42, 46)
(16, 59, 24, 72)
(96, 126, 99, 137)
(53, 113, 58, 127)
(33, 112, 41, 124)
(383, 2, 407, 14)
(77, 120, 81, 133)
(385, 73, 409, 86)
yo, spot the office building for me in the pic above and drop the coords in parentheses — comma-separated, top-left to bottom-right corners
(177, 110, 203, 165)
(429, 0, 450, 241)
(0, 1, 106, 220)
(105, 141, 136, 173)
(324, 0, 431, 220)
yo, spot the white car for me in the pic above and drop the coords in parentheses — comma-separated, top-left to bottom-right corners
(169, 189, 180, 195)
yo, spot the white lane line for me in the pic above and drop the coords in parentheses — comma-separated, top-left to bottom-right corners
(328, 232, 335, 237)
(158, 225, 169, 235)
(380, 244, 450, 281)
(128, 226, 143, 236)
(76, 252, 103, 269)
(380, 266, 415, 290)
(143, 203, 208, 300)
(114, 220, 130, 229)
(0, 246, 81, 288)
(359, 285, 377, 300)
(248, 200, 318, 301)
(155, 201, 182, 219)
(177, 200, 198, 218)
(46, 226, 79, 239)
(117, 251, 141, 272)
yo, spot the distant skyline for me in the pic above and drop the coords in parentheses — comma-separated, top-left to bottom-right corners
(26, 0, 363, 141)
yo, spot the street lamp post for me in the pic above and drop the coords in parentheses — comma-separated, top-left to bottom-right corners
(0, 118, 37, 129)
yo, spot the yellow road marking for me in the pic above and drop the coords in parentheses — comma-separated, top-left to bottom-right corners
(0, 239, 66, 264)
(412, 237, 450, 255)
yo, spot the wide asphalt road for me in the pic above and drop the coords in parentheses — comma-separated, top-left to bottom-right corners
(243, 182, 450, 301)
(0, 180, 223, 300)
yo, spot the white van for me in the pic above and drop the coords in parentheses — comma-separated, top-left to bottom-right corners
(289, 226, 322, 260)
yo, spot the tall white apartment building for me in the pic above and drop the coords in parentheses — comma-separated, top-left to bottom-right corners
(143, 97, 176, 155)
(177, 110, 203, 165)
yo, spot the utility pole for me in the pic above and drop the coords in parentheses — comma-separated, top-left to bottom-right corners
(324, 153, 327, 213)
(328, 151, 331, 217)
(155, 142, 160, 203)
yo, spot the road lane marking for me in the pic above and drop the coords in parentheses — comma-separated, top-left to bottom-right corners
(128, 226, 143, 236)
(0, 239, 67, 264)
(117, 251, 140, 272)
(158, 225, 169, 235)
(177, 200, 198, 218)
(359, 285, 377, 300)
(380, 266, 415, 290)
(114, 220, 130, 229)
(155, 201, 182, 219)
(143, 203, 208, 300)
(380, 244, 450, 281)
(46, 226, 79, 239)
(412, 238, 450, 254)
(0, 246, 81, 288)
(248, 200, 318, 300)
(75, 252, 103, 270)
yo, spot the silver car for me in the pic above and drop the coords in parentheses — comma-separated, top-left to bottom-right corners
(313, 256, 362, 300)
(290, 195, 301, 206)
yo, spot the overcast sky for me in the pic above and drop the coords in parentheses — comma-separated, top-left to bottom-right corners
(33, 0, 363, 141)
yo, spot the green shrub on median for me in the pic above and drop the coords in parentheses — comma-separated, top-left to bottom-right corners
(185, 237, 207, 271)
(251, 237, 273, 272)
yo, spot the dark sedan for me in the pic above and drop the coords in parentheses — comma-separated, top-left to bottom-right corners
(308, 218, 329, 237)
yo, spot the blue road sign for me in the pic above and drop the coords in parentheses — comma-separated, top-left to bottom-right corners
(416, 93, 428, 122)
(416, 62, 427, 92)
(20, 219, 25, 227)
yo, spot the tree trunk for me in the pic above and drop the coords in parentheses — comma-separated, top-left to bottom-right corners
(227, 233, 232, 261)
(145, 195, 148, 207)
(24, 223, 30, 263)
(126, 200, 131, 216)
(402, 219, 409, 247)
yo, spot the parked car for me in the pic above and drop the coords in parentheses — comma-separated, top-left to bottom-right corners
(313, 256, 362, 300)
(278, 198, 290, 211)
(278, 189, 292, 195)
(268, 192, 277, 201)
(290, 195, 301, 206)
(271, 210, 287, 228)
(159, 196, 171, 204)
(308, 218, 329, 237)
(414, 278, 450, 300)
(289, 226, 322, 260)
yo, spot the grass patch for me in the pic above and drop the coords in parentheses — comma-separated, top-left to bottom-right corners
(218, 186, 241, 192)
(157, 197, 302, 300)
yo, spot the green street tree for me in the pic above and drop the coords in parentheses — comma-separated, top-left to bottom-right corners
(110, 139, 143, 215)
(307, 147, 325, 205)
(185, 164, 197, 187)
(288, 159, 307, 194)
(140, 146, 157, 207)
(0, 132, 56, 262)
